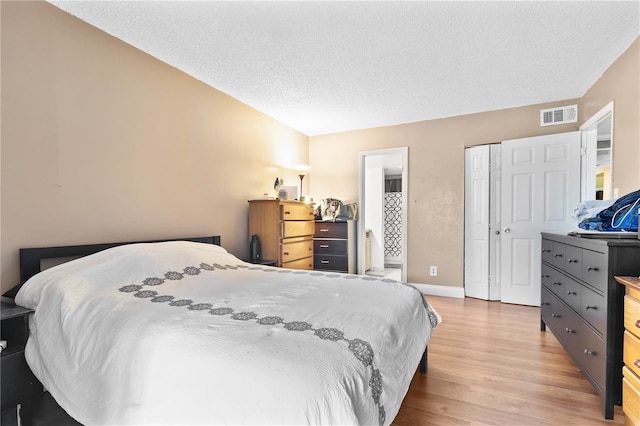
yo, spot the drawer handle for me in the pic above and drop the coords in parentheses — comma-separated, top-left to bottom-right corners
(320, 244, 329, 248)
(551, 313, 560, 318)
(554, 254, 563, 258)
(541, 302, 550, 306)
(542, 249, 551, 253)
(321, 260, 330, 264)
(541, 274, 550, 279)
(587, 266, 599, 272)
(635, 320, 640, 328)
(308, 247, 312, 251)
(567, 291, 577, 296)
(284, 211, 291, 215)
(585, 305, 597, 310)
(283, 252, 290, 255)
(320, 229, 329, 232)
(568, 259, 578, 263)
(553, 282, 562, 286)
(565, 328, 574, 333)
(634, 360, 640, 368)
(584, 349, 594, 356)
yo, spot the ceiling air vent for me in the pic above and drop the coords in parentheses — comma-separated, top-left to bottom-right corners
(540, 105, 578, 126)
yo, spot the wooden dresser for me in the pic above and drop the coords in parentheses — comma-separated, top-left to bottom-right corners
(540, 232, 640, 419)
(313, 220, 357, 273)
(615, 276, 640, 426)
(248, 200, 315, 270)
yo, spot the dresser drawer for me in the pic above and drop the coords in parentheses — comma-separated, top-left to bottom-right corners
(551, 242, 567, 269)
(541, 287, 571, 345)
(581, 285, 606, 335)
(541, 239, 554, 264)
(314, 255, 348, 272)
(281, 239, 313, 263)
(565, 245, 583, 279)
(563, 277, 582, 314)
(624, 330, 640, 379)
(622, 366, 640, 425)
(282, 221, 315, 238)
(571, 319, 606, 390)
(548, 268, 568, 300)
(314, 221, 348, 239)
(582, 249, 607, 293)
(281, 203, 314, 221)
(282, 256, 313, 270)
(1, 349, 40, 406)
(541, 263, 553, 289)
(314, 239, 347, 255)
(625, 295, 640, 339)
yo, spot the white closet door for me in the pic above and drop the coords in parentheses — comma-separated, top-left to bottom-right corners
(464, 146, 490, 300)
(489, 145, 502, 301)
(500, 132, 580, 306)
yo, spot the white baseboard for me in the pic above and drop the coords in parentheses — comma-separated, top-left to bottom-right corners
(411, 283, 465, 298)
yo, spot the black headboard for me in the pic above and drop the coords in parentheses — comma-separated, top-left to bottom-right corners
(14, 236, 221, 291)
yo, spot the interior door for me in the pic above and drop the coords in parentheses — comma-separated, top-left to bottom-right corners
(464, 145, 490, 300)
(500, 132, 580, 306)
(489, 145, 502, 300)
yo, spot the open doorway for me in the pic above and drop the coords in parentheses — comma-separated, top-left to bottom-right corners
(358, 147, 408, 282)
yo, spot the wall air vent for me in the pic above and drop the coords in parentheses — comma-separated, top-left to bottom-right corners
(540, 105, 578, 126)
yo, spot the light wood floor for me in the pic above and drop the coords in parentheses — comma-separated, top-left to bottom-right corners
(392, 295, 625, 425)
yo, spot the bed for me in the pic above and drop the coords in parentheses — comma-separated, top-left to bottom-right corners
(12, 235, 440, 425)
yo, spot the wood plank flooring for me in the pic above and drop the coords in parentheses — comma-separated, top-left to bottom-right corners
(392, 295, 625, 426)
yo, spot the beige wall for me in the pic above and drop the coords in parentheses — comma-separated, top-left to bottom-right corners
(0, 1, 308, 293)
(580, 37, 639, 195)
(309, 102, 579, 287)
(309, 38, 639, 289)
(2, 3, 637, 295)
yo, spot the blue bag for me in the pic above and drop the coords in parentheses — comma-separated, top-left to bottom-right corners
(578, 189, 640, 232)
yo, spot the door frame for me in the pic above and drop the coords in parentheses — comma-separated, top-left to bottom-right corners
(579, 101, 614, 201)
(358, 147, 408, 281)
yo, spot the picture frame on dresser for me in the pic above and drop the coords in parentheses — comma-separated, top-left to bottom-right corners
(540, 232, 640, 419)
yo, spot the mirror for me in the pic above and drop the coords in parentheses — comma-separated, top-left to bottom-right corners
(580, 101, 614, 201)
(595, 115, 612, 200)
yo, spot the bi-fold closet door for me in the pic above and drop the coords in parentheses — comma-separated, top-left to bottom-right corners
(464, 144, 502, 301)
(464, 132, 581, 306)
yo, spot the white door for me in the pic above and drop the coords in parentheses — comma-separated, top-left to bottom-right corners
(501, 132, 580, 306)
(464, 146, 490, 300)
(489, 145, 502, 300)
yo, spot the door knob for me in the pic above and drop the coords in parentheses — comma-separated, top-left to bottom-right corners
(495, 230, 500, 235)
(503, 228, 510, 233)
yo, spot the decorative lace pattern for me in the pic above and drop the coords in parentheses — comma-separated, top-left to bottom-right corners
(118, 263, 440, 426)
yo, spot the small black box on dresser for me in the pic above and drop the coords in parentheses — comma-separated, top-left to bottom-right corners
(1, 298, 41, 426)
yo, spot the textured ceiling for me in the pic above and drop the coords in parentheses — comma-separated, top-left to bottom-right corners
(49, 1, 639, 136)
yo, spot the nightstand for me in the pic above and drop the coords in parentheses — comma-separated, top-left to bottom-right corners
(1, 299, 40, 426)
(314, 220, 357, 273)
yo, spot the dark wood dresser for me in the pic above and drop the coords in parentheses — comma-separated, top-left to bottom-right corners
(540, 232, 640, 419)
(313, 221, 357, 273)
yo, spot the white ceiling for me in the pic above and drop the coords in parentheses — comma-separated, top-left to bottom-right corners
(49, 1, 639, 136)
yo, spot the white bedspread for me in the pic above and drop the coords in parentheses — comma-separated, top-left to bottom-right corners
(16, 241, 440, 426)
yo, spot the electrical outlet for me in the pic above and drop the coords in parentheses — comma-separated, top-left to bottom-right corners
(430, 266, 437, 277)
